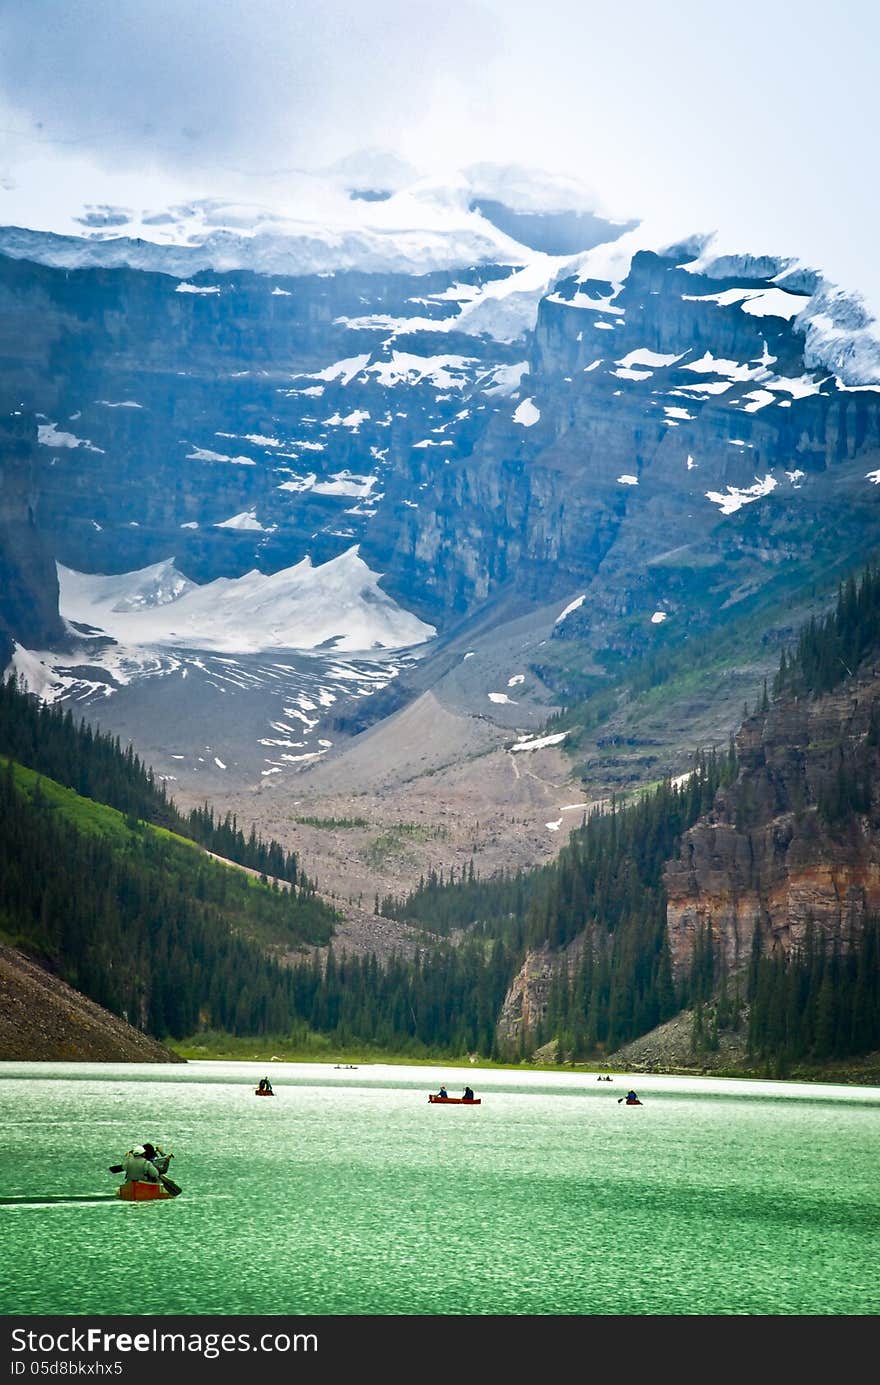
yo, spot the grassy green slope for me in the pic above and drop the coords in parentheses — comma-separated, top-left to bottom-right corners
(3, 759, 335, 954)
(0, 756, 337, 1042)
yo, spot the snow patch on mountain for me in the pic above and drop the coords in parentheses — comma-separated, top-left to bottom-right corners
(313, 473, 377, 498)
(705, 474, 778, 516)
(513, 398, 540, 426)
(742, 287, 808, 320)
(176, 282, 221, 295)
(336, 252, 595, 344)
(57, 549, 436, 655)
(7, 642, 69, 701)
(511, 731, 568, 751)
(478, 362, 529, 396)
(186, 445, 256, 465)
(38, 422, 104, 453)
(741, 390, 778, 413)
(547, 286, 624, 315)
(613, 367, 653, 381)
(682, 285, 808, 319)
(277, 473, 318, 494)
(367, 352, 477, 389)
(214, 510, 267, 531)
(555, 594, 586, 624)
(618, 348, 685, 369)
(304, 355, 371, 385)
(680, 352, 766, 384)
(456, 254, 584, 342)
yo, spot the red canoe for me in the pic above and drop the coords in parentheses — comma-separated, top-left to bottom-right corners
(428, 1095, 481, 1104)
(117, 1180, 172, 1202)
(625, 1099, 643, 1106)
(255, 1089, 275, 1096)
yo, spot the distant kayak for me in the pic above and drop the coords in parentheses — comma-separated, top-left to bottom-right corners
(117, 1180, 172, 1202)
(255, 1088, 274, 1097)
(428, 1095, 481, 1105)
(625, 1099, 643, 1106)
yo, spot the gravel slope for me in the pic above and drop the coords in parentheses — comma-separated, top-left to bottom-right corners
(0, 943, 183, 1062)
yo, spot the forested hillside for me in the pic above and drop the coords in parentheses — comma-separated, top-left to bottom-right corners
(0, 755, 335, 1040)
(362, 564, 880, 1068)
(3, 565, 880, 1069)
(375, 751, 736, 1057)
(731, 564, 880, 1065)
(773, 563, 880, 701)
(0, 674, 302, 883)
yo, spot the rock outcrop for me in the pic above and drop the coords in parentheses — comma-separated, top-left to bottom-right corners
(665, 669, 880, 982)
(495, 945, 555, 1046)
(496, 936, 588, 1048)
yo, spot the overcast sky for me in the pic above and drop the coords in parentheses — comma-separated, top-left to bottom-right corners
(0, 0, 877, 310)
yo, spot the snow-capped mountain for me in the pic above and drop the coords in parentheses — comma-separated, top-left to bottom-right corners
(1, 154, 877, 381)
(2, 157, 879, 786)
(0, 155, 622, 280)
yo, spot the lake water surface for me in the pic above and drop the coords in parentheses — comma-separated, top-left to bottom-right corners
(1, 1061, 878, 1315)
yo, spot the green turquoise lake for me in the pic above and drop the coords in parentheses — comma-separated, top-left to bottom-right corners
(2, 1062, 878, 1315)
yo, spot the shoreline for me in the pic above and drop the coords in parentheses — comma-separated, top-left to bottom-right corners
(1, 1044, 877, 1089)
(1, 1052, 878, 1093)
(141, 1042, 880, 1087)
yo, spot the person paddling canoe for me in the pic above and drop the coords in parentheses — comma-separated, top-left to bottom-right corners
(109, 1143, 182, 1196)
(121, 1145, 161, 1184)
(142, 1142, 172, 1175)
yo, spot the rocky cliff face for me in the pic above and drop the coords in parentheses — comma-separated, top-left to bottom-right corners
(495, 936, 588, 1049)
(2, 235, 879, 663)
(665, 670, 880, 982)
(0, 410, 66, 661)
(495, 945, 556, 1047)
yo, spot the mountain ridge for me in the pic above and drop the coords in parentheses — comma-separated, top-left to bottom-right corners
(1, 163, 880, 929)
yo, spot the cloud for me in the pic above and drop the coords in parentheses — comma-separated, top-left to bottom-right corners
(0, 0, 498, 175)
(0, 0, 877, 318)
